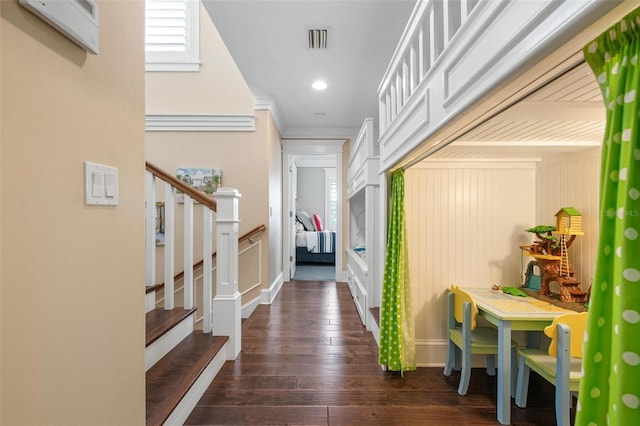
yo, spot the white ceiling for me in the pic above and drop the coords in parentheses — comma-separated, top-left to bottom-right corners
(203, 0, 417, 138)
(428, 62, 605, 161)
(203, 1, 605, 161)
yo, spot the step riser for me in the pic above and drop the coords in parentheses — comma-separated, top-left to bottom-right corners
(162, 342, 227, 426)
(145, 291, 156, 314)
(146, 313, 194, 371)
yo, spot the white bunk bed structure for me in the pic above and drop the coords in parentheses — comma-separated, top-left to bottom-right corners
(346, 118, 381, 340)
(373, 1, 634, 424)
(377, 0, 624, 171)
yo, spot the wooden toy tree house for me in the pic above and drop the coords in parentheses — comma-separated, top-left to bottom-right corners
(520, 208, 589, 303)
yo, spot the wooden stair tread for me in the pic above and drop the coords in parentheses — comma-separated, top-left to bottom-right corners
(146, 307, 197, 347)
(146, 333, 228, 426)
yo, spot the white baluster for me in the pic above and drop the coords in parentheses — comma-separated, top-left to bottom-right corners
(183, 195, 194, 309)
(390, 85, 397, 119)
(396, 73, 403, 111)
(443, 0, 450, 45)
(385, 92, 392, 126)
(145, 171, 156, 287)
(402, 58, 409, 104)
(379, 96, 387, 135)
(419, 24, 426, 78)
(429, 4, 438, 65)
(202, 207, 213, 333)
(461, 0, 469, 20)
(164, 182, 175, 309)
(409, 41, 417, 93)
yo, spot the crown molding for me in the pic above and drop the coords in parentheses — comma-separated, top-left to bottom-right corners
(284, 127, 359, 140)
(254, 95, 284, 136)
(146, 114, 255, 132)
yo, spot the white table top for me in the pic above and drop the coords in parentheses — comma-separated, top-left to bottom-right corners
(465, 288, 574, 322)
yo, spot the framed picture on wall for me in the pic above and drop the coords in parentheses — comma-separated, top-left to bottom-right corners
(176, 167, 222, 202)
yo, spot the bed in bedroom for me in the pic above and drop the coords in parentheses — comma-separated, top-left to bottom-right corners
(296, 229, 336, 264)
(295, 210, 336, 265)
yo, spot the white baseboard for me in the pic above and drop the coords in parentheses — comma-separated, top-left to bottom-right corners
(145, 313, 194, 371)
(162, 341, 227, 426)
(415, 339, 448, 367)
(336, 269, 348, 283)
(414, 339, 505, 368)
(241, 295, 262, 319)
(368, 310, 380, 346)
(261, 272, 284, 305)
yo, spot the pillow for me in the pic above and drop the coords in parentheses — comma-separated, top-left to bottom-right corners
(313, 213, 323, 232)
(295, 221, 305, 232)
(296, 209, 314, 231)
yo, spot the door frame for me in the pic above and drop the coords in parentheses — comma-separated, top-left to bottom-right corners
(282, 139, 346, 282)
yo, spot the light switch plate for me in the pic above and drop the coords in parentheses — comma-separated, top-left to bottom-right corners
(84, 161, 118, 206)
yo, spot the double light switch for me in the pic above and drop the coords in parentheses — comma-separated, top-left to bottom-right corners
(84, 161, 118, 206)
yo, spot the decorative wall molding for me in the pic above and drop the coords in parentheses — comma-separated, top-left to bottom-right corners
(285, 127, 360, 140)
(443, 1, 560, 108)
(254, 94, 284, 136)
(145, 114, 255, 132)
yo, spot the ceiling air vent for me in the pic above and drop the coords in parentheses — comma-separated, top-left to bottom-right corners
(308, 28, 328, 49)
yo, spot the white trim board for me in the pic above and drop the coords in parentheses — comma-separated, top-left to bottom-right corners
(146, 114, 255, 132)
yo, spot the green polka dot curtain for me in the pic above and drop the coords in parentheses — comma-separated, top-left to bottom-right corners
(378, 169, 416, 373)
(578, 8, 640, 425)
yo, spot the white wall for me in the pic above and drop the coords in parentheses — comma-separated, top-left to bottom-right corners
(536, 148, 600, 293)
(405, 161, 537, 366)
(297, 167, 327, 223)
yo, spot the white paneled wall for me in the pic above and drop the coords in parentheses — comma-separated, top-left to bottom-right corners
(405, 161, 536, 365)
(535, 148, 601, 295)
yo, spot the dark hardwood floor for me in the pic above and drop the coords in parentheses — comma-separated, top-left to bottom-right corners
(186, 280, 568, 425)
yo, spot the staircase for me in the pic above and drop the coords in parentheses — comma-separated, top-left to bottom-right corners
(145, 305, 228, 425)
(144, 162, 243, 425)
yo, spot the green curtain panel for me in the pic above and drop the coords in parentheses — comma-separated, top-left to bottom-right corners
(379, 168, 416, 373)
(578, 8, 640, 425)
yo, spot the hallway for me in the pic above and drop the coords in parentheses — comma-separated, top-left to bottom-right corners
(186, 281, 563, 425)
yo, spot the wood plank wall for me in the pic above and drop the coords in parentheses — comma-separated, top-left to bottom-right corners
(404, 152, 601, 366)
(535, 148, 601, 295)
(405, 161, 537, 365)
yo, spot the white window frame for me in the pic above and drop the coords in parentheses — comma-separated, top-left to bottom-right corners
(324, 168, 337, 231)
(145, 0, 200, 72)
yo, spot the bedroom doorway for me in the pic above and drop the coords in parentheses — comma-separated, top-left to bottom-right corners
(282, 140, 346, 283)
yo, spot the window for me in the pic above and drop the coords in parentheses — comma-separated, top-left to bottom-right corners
(145, 0, 200, 71)
(324, 168, 337, 231)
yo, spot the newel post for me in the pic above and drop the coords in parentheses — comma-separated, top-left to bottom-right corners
(212, 188, 242, 360)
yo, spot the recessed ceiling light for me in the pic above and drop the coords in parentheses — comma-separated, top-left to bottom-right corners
(312, 80, 327, 90)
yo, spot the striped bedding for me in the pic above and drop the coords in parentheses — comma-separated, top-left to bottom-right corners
(302, 231, 336, 254)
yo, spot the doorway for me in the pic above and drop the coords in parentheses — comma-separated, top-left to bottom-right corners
(282, 140, 346, 283)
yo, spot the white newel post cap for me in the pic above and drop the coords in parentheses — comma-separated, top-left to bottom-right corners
(213, 188, 242, 222)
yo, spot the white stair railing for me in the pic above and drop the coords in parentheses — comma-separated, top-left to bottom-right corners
(144, 162, 241, 355)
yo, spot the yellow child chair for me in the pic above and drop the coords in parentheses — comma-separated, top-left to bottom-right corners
(515, 311, 587, 426)
(443, 285, 518, 396)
